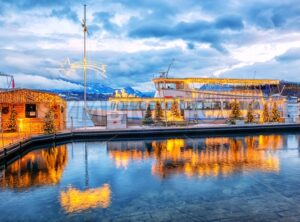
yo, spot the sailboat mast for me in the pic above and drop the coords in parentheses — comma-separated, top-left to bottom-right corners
(83, 4, 87, 110)
(82, 4, 88, 128)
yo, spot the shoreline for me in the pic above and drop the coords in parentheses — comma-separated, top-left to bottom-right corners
(1, 123, 300, 164)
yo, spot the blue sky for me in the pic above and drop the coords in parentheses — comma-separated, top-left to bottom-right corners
(0, 0, 300, 91)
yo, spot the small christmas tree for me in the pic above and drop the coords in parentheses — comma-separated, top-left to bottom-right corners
(142, 104, 154, 125)
(262, 103, 269, 123)
(7, 106, 17, 132)
(154, 101, 163, 122)
(44, 108, 56, 134)
(270, 102, 280, 122)
(171, 100, 180, 118)
(246, 102, 254, 123)
(230, 99, 241, 119)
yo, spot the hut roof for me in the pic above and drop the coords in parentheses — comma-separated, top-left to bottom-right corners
(0, 88, 66, 104)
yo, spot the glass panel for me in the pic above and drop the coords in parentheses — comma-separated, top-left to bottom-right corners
(140, 102, 146, 110)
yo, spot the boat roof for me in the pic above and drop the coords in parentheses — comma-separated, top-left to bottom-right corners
(153, 77, 279, 86)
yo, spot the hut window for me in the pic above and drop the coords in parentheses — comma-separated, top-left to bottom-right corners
(25, 104, 37, 118)
(2, 107, 9, 115)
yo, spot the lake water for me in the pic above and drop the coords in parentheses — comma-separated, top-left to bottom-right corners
(1, 133, 300, 221)
(66, 101, 108, 128)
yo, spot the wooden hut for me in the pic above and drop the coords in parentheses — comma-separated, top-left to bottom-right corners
(0, 89, 66, 133)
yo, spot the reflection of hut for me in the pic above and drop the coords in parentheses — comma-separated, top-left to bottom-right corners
(0, 89, 66, 133)
(0, 145, 68, 189)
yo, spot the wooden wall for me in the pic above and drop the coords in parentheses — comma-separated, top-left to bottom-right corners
(0, 102, 66, 133)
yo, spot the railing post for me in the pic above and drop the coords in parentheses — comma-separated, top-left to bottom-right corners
(29, 120, 32, 137)
(71, 116, 73, 132)
(1, 127, 4, 148)
(4, 148, 7, 157)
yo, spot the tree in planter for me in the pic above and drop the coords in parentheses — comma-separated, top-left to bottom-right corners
(154, 101, 164, 122)
(270, 102, 280, 122)
(246, 102, 254, 123)
(171, 100, 181, 119)
(43, 108, 56, 134)
(7, 106, 17, 132)
(230, 99, 241, 119)
(142, 104, 154, 125)
(262, 103, 270, 123)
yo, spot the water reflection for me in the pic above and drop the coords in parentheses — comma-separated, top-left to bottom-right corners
(60, 184, 111, 213)
(1, 145, 68, 189)
(108, 135, 284, 178)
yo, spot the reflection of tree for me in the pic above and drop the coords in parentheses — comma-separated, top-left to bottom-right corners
(1, 145, 68, 189)
(108, 135, 282, 178)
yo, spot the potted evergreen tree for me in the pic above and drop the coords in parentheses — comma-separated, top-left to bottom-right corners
(43, 108, 56, 134)
(142, 104, 154, 125)
(227, 99, 243, 125)
(270, 102, 281, 123)
(245, 102, 254, 124)
(171, 100, 181, 120)
(154, 101, 164, 124)
(262, 103, 270, 123)
(7, 106, 17, 132)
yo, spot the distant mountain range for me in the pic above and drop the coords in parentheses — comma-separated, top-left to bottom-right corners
(45, 83, 155, 101)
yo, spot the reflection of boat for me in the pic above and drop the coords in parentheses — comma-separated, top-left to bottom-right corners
(89, 77, 289, 126)
(60, 184, 111, 213)
(0, 145, 68, 189)
(107, 135, 283, 178)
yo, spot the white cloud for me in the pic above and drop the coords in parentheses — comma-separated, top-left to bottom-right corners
(13, 74, 83, 90)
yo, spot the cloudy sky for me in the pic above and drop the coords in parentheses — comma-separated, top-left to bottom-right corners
(0, 0, 300, 92)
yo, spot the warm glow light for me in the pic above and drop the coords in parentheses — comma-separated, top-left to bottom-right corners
(60, 184, 111, 213)
(108, 136, 281, 179)
(1, 146, 67, 188)
(153, 77, 279, 86)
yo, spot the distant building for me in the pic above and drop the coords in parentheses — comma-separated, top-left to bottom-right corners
(0, 89, 66, 133)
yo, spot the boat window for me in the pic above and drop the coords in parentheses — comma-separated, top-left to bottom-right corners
(149, 102, 155, 110)
(140, 102, 146, 110)
(222, 101, 230, 109)
(166, 83, 176, 89)
(213, 102, 221, 109)
(167, 102, 172, 110)
(180, 101, 185, 110)
(204, 102, 212, 110)
(186, 102, 192, 110)
(253, 101, 260, 109)
(196, 101, 203, 110)
(127, 102, 133, 110)
(110, 102, 116, 110)
(239, 101, 247, 109)
(176, 83, 184, 89)
(117, 102, 128, 110)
